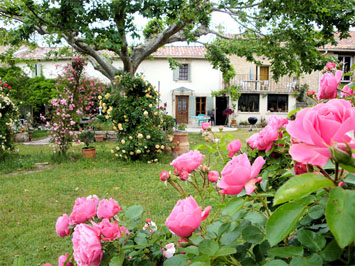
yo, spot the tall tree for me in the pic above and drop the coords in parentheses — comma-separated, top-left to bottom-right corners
(0, 0, 354, 83)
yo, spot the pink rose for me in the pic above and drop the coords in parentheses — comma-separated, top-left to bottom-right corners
(93, 219, 120, 241)
(208, 171, 219, 182)
(201, 122, 211, 131)
(165, 196, 211, 237)
(171, 150, 205, 175)
(247, 126, 278, 151)
(341, 84, 355, 97)
(43, 264, 52, 266)
(160, 170, 170, 181)
(69, 195, 99, 224)
(56, 214, 70, 237)
(162, 243, 176, 258)
(217, 154, 265, 195)
(97, 198, 122, 219)
(307, 90, 316, 97)
(267, 116, 288, 130)
(72, 224, 102, 266)
(58, 253, 72, 266)
(70, 121, 76, 126)
(227, 139, 241, 157)
(326, 62, 336, 71)
(318, 70, 342, 100)
(286, 99, 355, 166)
(179, 171, 189, 181)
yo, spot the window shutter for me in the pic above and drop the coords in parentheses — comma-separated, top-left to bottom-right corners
(188, 63, 191, 81)
(189, 96, 195, 117)
(206, 96, 213, 112)
(31, 64, 36, 77)
(37, 64, 42, 76)
(173, 68, 178, 81)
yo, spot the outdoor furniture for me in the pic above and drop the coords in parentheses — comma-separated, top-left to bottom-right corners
(191, 114, 210, 126)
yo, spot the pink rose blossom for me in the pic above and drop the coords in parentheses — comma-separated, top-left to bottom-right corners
(179, 171, 189, 181)
(208, 171, 219, 182)
(247, 126, 278, 151)
(69, 195, 99, 224)
(43, 264, 52, 266)
(165, 196, 211, 238)
(326, 62, 336, 71)
(201, 122, 211, 131)
(160, 170, 170, 181)
(171, 150, 205, 175)
(341, 84, 355, 97)
(318, 70, 343, 100)
(217, 154, 265, 195)
(307, 90, 316, 97)
(227, 139, 241, 157)
(56, 214, 70, 237)
(72, 224, 102, 266)
(97, 198, 122, 219)
(70, 121, 76, 126)
(93, 219, 122, 241)
(58, 253, 72, 266)
(267, 116, 288, 130)
(286, 99, 355, 166)
(294, 162, 307, 175)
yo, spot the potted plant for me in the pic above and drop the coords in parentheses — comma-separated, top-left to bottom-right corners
(79, 131, 96, 158)
(172, 123, 189, 158)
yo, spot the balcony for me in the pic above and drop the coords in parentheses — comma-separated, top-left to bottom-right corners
(226, 74, 298, 93)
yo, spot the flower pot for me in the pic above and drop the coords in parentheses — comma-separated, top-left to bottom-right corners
(95, 134, 104, 142)
(82, 147, 96, 158)
(172, 131, 189, 158)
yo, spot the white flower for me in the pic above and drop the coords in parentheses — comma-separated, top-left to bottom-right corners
(162, 243, 175, 259)
(143, 111, 148, 116)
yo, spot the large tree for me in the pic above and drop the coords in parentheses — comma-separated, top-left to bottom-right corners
(0, 0, 354, 83)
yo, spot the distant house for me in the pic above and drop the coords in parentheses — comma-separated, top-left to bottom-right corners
(227, 32, 355, 124)
(13, 32, 355, 126)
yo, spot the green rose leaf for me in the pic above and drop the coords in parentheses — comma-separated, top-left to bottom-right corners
(163, 254, 189, 266)
(325, 187, 355, 248)
(109, 252, 125, 266)
(126, 205, 143, 220)
(220, 230, 241, 246)
(242, 225, 264, 244)
(320, 239, 342, 262)
(222, 198, 244, 217)
(199, 239, 219, 256)
(267, 246, 303, 258)
(297, 230, 326, 251)
(308, 205, 324, 220)
(274, 173, 334, 205)
(290, 254, 323, 266)
(263, 259, 288, 266)
(214, 247, 237, 257)
(266, 196, 312, 246)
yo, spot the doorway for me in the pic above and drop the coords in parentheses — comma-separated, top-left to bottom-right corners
(175, 95, 189, 124)
(215, 96, 229, 125)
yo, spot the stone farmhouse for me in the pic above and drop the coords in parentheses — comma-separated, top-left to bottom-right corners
(13, 32, 355, 126)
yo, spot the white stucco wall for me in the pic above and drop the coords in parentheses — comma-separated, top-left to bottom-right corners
(17, 58, 222, 118)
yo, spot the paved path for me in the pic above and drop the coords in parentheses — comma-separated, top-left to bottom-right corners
(23, 137, 50, 145)
(186, 126, 238, 133)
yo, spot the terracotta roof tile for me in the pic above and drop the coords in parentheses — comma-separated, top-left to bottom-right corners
(322, 31, 355, 50)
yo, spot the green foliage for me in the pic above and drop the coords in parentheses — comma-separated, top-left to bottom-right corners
(79, 131, 95, 148)
(103, 72, 173, 161)
(293, 83, 309, 102)
(23, 77, 57, 111)
(143, 18, 165, 40)
(211, 85, 241, 101)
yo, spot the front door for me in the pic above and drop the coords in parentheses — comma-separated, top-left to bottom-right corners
(215, 96, 229, 125)
(176, 96, 189, 124)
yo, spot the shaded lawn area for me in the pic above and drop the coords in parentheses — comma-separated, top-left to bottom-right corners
(0, 129, 257, 266)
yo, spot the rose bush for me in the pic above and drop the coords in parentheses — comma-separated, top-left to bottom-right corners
(42, 65, 354, 266)
(0, 81, 18, 159)
(100, 72, 173, 162)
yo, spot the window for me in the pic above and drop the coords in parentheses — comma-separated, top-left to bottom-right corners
(195, 97, 206, 115)
(32, 64, 42, 77)
(338, 56, 352, 81)
(268, 94, 288, 112)
(179, 64, 189, 80)
(238, 94, 259, 112)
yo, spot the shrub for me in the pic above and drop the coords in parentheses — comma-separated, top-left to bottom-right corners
(101, 72, 172, 161)
(79, 131, 95, 148)
(0, 82, 18, 159)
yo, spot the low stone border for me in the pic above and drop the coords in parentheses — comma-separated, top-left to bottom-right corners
(75, 131, 118, 141)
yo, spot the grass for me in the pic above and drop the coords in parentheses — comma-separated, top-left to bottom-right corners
(0, 129, 257, 266)
(31, 130, 50, 141)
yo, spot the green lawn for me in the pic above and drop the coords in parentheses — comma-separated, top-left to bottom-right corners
(0, 129, 256, 266)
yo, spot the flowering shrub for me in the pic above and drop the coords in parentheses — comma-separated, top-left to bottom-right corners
(42, 57, 107, 155)
(101, 72, 173, 161)
(0, 81, 18, 159)
(45, 65, 354, 265)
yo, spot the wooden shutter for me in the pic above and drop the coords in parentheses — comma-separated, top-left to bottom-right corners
(189, 96, 195, 118)
(206, 96, 213, 112)
(188, 63, 191, 81)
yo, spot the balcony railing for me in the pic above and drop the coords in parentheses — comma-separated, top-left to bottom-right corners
(225, 74, 298, 93)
